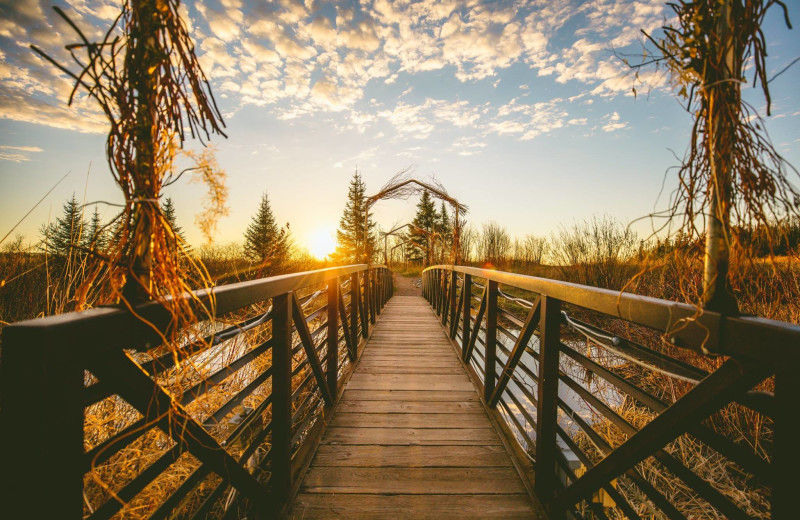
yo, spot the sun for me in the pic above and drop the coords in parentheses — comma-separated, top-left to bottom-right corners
(308, 228, 337, 260)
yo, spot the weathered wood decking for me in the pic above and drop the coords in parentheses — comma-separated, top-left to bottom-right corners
(291, 295, 537, 519)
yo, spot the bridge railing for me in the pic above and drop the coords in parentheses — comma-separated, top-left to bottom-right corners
(0, 264, 392, 519)
(423, 265, 798, 520)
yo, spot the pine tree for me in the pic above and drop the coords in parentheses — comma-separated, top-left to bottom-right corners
(243, 192, 290, 273)
(437, 201, 452, 262)
(410, 190, 438, 265)
(334, 171, 376, 263)
(161, 197, 187, 244)
(84, 208, 108, 252)
(40, 194, 88, 257)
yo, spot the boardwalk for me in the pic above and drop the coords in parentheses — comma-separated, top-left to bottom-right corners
(291, 294, 538, 519)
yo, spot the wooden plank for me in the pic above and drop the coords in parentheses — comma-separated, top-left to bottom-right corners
(336, 400, 484, 414)
(311, 445, 513, 467)
(358, 357, 455, 362)
(361, 349, 454, 355)
(322, 427, 501, 445)
(292, 493, 535, 519)
(353, 366, 465, 374)
(348, 374, 470, 384)
(345, 379, 475, 391)
(301, 467, 525, 494)
(330, 413, 491, 429)
(360, 353, 454, 359)
(356, 359, 462, 367)
(341, 390, 480, 402)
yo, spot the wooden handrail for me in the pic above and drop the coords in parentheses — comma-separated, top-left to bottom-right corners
(423, 265, 798, 520)
(424, 264, 800, 361)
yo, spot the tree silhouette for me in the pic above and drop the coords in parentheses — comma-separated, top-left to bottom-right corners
(40, 194, 87, 257)
(161, 197, 187, 244)
(410, 191, 438, 265)
(334, 171, 376, 263)
(243, 192, 290, 274)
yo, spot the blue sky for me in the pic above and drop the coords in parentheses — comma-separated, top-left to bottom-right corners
(1, 0, 798, 256)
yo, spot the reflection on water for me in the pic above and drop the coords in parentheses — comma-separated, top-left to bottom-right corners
(478, 328, 625, 467)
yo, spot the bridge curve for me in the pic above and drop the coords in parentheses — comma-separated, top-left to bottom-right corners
(291, 293, 538, 518)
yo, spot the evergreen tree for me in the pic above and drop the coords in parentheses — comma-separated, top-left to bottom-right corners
(84, 208, 108, 252)
(40, 194, 88, 257)
(437, 201, 452, 262)
(161, 197, 187, 244)
(243, 192, 290, 273)
(334, 171, 376, 263)
(409, 190, 438, 265)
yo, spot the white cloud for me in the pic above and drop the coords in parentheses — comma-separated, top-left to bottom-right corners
(2, 0, 667, 140)
(0, 144, 44, 162)
(602, 111, 629, 132)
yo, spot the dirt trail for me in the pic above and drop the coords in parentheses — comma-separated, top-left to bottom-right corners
(392, 272, 421, 296)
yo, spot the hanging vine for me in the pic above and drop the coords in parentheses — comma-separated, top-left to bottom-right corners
(641, 0, 798, 310)
(32, 0, 228, 330)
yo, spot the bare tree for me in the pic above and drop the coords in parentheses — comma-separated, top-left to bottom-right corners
(479, 222, 512, 268)
(550, 215, 638, 289)
(515, 234, 549, 266)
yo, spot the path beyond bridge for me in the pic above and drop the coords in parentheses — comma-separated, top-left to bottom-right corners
(291, 293, 538, 518)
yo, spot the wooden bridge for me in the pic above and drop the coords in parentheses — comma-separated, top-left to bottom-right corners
(292, 294, 537, 518)
(1, 264, 798, 519)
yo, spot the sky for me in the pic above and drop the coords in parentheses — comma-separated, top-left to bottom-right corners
(1, 0, 799, 258)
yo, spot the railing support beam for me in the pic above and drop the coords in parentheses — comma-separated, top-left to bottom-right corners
(0, 328, 84, 519)
(271, 292, 293, 512)
(770, 366, 795, 519)
(461, 274, 472, 358)
(483, 279, 499, 403)
(535, 295, 561, 509)
(327, 279, 340, 398)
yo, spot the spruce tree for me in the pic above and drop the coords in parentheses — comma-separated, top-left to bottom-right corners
(410, 190, 438, 265)
(84, 208, 108, 252)
(334, 171, 376, 263)
(40, 194, 88, 257)
(243, 192, 290, 273)
(161, 197, 187, 244)
(437, 201, 452, 262)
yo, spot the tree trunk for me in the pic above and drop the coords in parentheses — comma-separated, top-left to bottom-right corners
(124, 0, 159, 303)
(702, 0, 739, 314)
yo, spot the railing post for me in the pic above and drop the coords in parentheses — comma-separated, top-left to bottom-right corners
(439, 269, 447, 317)
(359, 271, 369, 339)
(270, 292, 293, 513)
(773, 366, 799, 519)
(535, 295, 562, 509)
(435, 269, 440, 311)
(461, 274, 472, 357)
(433, 269, 439, 311)
(448, 271, 458, 335)
(0, 326, 84, 519)
(383, 269, 390, 306)
(484, 279, 499, 403)
(385, 269, 390, 305)
(441, 270, 450, 326)
(370, 269, 377, 319)
(367, 268, 376, 325)
(349, 272, 360, 347)
(327, 277, 339, 398)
